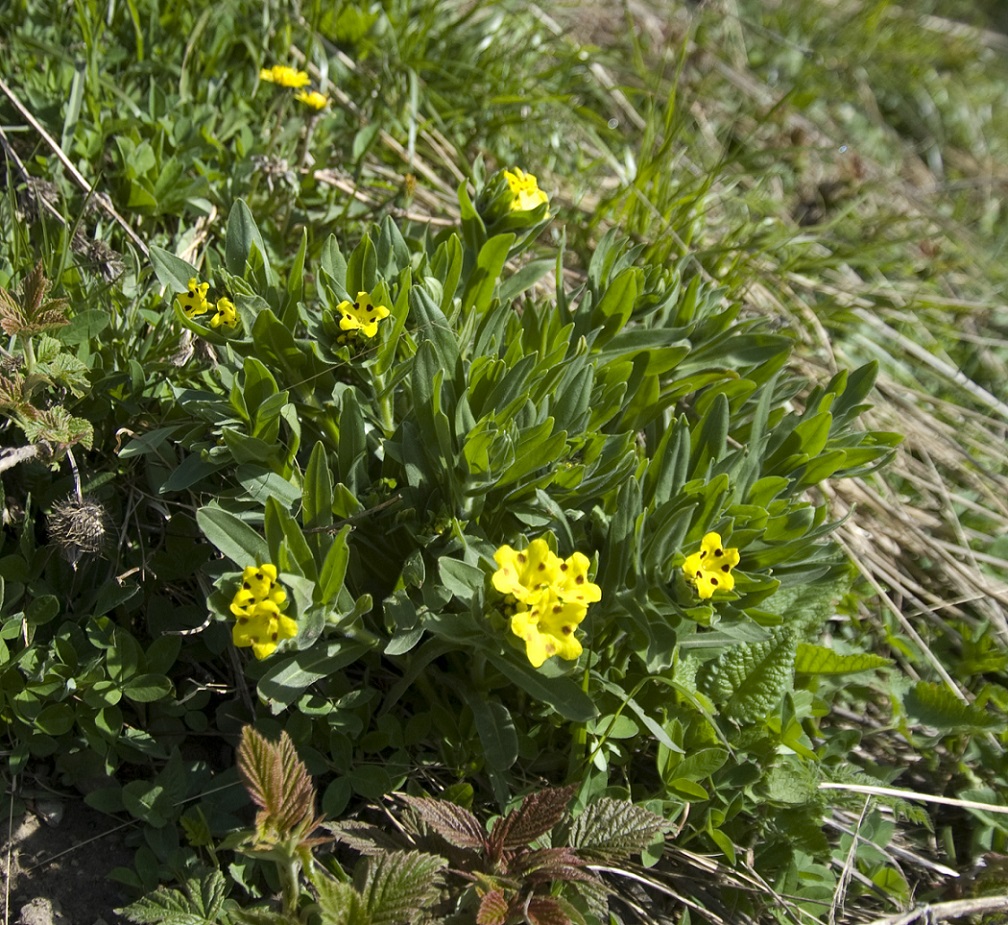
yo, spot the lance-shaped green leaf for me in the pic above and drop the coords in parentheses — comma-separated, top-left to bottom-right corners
(795, 644, 891, 676)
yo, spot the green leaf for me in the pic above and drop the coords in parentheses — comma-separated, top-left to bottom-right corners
(698, 629, 798, 723)
(903, 681, 1004, 733)
(795, 644, 891, 676)
(124, 674, 173, 703)
(116, 869, 228, 925)
(196, 505, 268, 567)
(462, 233, 515, 316)
(149, 246, 199, 295)
(303, 442, 334, 533)
(226, 198, 271, 281)
(438, 558, 486, 605)
(487, 653, 597, 722)
(237, 727, 316, 837)
(356, 850, 446, 925)
(257, 639, 371, 708)
(462, 693, 518, 771)
(314, 877, 371, 925)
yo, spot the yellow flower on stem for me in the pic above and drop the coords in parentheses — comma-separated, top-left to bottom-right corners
(178, 278, 210, 318)
(503, 167, 550, 214)
(294, 89, 328, 110)
(230, 563, 287, 616)
(232, 599, 298, 660)
(682, 532, 741, 600)
(208, 297, 238, 330)
(492, 538, 601, 668)
(259, 65, 311, 88)
(336, 291, 391, 339)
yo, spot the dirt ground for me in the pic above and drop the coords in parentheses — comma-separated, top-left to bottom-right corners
(2, 801, 134, 925)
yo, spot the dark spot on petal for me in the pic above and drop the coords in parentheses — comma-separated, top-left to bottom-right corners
(251, 635, 260, 643)
(722, 564, 731, 572)
(700, 550, 707, 559)
(562, 625, 572, 634)
(715, 548, 724, 557)
(553, 604, 563, 614)
(576, 575, 584, 584)
(243, 581, 250, 589)
(710, 577, 718, 586)
(538, 562, 547, 571)
(517, 553, 526, 563)
(238, 617, 248, 624)
(560, 562, 568, 571)
(353, 302, 359, 310)
(271, 632, 278, 641)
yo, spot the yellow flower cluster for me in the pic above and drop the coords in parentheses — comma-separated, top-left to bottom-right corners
(336, 291, 391, 339)
(176, 278, 238, 330)
(230, 564, 297, 660)
(503, 167, 549, 214)
(492, 538, 601, 668)
(260, 65, 328, 110)
(682, 532, 741, 599)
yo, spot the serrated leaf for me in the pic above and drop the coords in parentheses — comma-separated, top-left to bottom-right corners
(903, 681, 1004, 733)
(20, 406, 93, 450)
(569, 799, 670, 862)
(328, 820, 406, 856)
(400, 794, 487, 851)
(476, 889, 509, 925)
(116, 870, 227, 925)
(492, 786, 575, 853)
(355, 850, 446, 925)
(795, 644, 891, 676)
(698, 629, 797, 723)
(315, 876, 371, 925)
(237, 727, 317, 840)
(526, 895, 572, 925)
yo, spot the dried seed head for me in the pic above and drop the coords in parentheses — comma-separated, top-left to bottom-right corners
(48, 495, 108, 568)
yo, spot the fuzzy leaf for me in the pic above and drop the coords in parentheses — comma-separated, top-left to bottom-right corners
(492, 786, 575, 853)
(400, 794, 487, 851)
(237, 727, 317, 840)
(328, 820, 406, 856)
(355, 850, 446, 925)
(20, 406, 93, 450)
(795, 644, 891, 676)
(476, 889, 509, 925)
(315, 877, 371, 925)
(511, 847, 601, 887)
(903, 681, 1004, 733)
(569, 799, 669, 862)
(526, 895, 572, 925)
(698, 629, 797, 723)
(116, 869, 228, 924)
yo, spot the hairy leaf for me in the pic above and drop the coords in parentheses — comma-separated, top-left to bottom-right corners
(400, 794, 487, 851)
(328, 820, 407, 856)
(20, 406, 93, 450)
(476, 889, 509, 925)
(315, 876, 371, 925)
(569, 799, 669, 862)
(237, 727, 317, 840)
(698, 629, 797, 723)
(491, 786, 575, 854)
(795, 644, 891, 676)
(511, 847, 601, 887)
(116, 869, 228, 925)
(903, 681, 1004, 733)
(525, 895, 572, 925)
(355, 850, 446, 925)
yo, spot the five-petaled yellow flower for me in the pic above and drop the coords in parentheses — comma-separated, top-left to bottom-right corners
(682, 532, 741, 600)
(492, 538, 601, 668)
(259, 65, 311, 88)
(178, 278, 210, 318)
(337, 291, 391, 339)
(209, 297, 237, 329)
(295, 89, 328, 110)
(230, 564, 297, 659)
(504, 167, 550, 214)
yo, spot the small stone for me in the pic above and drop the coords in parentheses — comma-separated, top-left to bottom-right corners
(16, 897, 68, 925)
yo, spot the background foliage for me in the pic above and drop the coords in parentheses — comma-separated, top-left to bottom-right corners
(1, 0, 1007, 922)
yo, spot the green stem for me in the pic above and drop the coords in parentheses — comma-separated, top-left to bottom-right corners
(280, 855, 301, 916)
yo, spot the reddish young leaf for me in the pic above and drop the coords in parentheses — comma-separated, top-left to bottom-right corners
(525, 895, 573, 925)
(476, 889, 510, 925)
(490, 786, 576, 856)
(400, 794, 489, 851)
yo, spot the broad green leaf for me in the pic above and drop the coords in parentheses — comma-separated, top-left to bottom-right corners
(462, 233, 515, 316)
(257, 639, 371, 708)
(149, 245, 199, 295)
(225, 198, 271, 281)
(462, 693, 518, 771)
(116, 869, 228, 925)
(196, 505, 268, 567)
(357, 851, 446, 925)
(795, 644, 891, 676)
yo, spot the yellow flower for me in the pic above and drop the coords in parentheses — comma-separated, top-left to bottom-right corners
(336, 291, 391, 339)
(259, 65, 311, 88)
(232, 599, 298, 660)
(503, 167, 549, 214)
(208, 297, 238, 330)
(492, 538, 601, 668)
(230, 564, 287, 617)
(178, 278, 210, 318)
(294, 89, 328, 110)
(682, 532, 741, 600)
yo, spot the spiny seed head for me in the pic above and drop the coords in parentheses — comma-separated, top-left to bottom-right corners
(48, 496, 108, 568)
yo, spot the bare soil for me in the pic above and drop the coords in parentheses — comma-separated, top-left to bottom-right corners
(2, 801, 134, 925)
